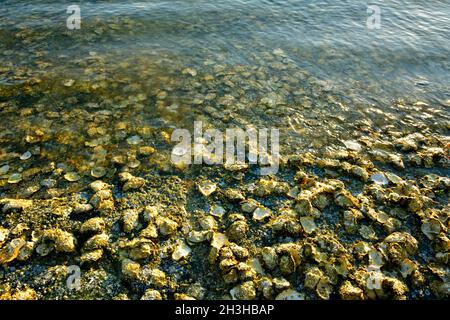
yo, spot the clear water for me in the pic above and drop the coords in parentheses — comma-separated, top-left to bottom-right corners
(1, 0, 449, 102)
(0, 0, 449, 186)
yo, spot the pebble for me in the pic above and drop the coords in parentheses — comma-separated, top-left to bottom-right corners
(7, 173, 22, 184)
(370, 173, 389, 186)
(20, 151, 32, 160)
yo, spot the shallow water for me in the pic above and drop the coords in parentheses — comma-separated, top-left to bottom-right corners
(2, 0, 450, 100)
(0, 1, 449, 300)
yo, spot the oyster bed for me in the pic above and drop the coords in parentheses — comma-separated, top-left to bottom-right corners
(1, 3, 450, 300)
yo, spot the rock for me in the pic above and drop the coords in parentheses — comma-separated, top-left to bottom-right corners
(172, 241, 191, 261)
(370, 173, 389, 186)
(0, 164, 10, 175)
(211, 232, 228, 250)
(0, 238, 26, 264)
(83, 233, 109, 251)
(122, 209, 140, 233)
(123, 177, 145, 192)
(241, 199, 259, 213)
(334, 191, 359, 208)
(7, 173, 22, 184)
(90, 180, 110, 192)
(145, 268, 167, 288)
(41, 229, 77, 253)
(230, 281, 256, 300)
(394, 136, 418, 151)
(11, 287, 37, 300)
(121, 258, 141, 279)
(123, 238, 156, 260)
(1, 199, 33, 213)
(156, 217, 178, 236)
(141, 289, 162, 300)
(227, 220, 248, 242)
(420, 218, 442, 240)
(252, 207, 271, 221)
(64, 172, 81, 182)
(384, 232, 418, 256)
(0, 227, 9, 247)
(351, 165, 369, 181)
(275, 289, 304, 300)
(90, 167, 107, 178)
(187, 230, 210, 244)
(304, 267, 324, 290)
(223, 188, 245, 201)
(339, 281, 364, 300)
(197, 180, 217, 197)
(300, 216, 317, 234)
(73, 203, 93, 214)
(210, 204, 226, 218)
(126, 135, 143, 145)
(140, 224, 158, 239)
(138, 146, 156, 156)
(261, 247, 278, 270)
(80, 249, 103, 264)
(142, 205, 158, 221)
(343, 140, 362, 152)
(80, 217, 105, 234)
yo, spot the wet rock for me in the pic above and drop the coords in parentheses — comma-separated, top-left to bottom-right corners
(230, 281, 256, 300)
(172, 241, 191, 261)
(384, 232, 418, 256)
(7, 173, 23, 184)
(156, 217, 178, 236)
(227, 220, 248, 243)
(122, 238, 156, 260)
(271, 211, 302, 235)
(211, 232, 228, 250)
(73, 203, 93, 214)
(275, 289, 304, 300)
(0, 238, 26, 264)
(90, 180, 110, 192)
(142, 205, 159, 222)
(252, 207, 271, 221)
(339, 281, 364, 300)
(141, 289, 162, 300)
(197, 180, 217, 197)
(140, 223, 158, 239)
(334, 191, 359, 208)
(122, 209, 140, 233)
(123, 177, 145, 192)
(119, 172, 145, 191)
(210, 204, 226, 218)
(241, 199, 259, 213)
(80, 249, 103, 264)
(300, 216, 317, 234)
(40, 229, 77, 253)
(420, 218, 442, 240)
(223, 188, 245, 201)
(64, 172, 81, 182)
(261, 247, 278, 270)
(83, 233, 109, 251)
(11, 287, 37, 300)
(1, 199, 33, 213)
(187, 230, 210, 244)
(145, 268, 167, 288)
(370, 173, 389, 186)
(121, 258, 141, 280)
(0, 227, 9, 247)
(343, 140, 362, 152)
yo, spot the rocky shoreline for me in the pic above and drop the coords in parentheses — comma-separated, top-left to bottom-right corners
(0, 126, 449, 299)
